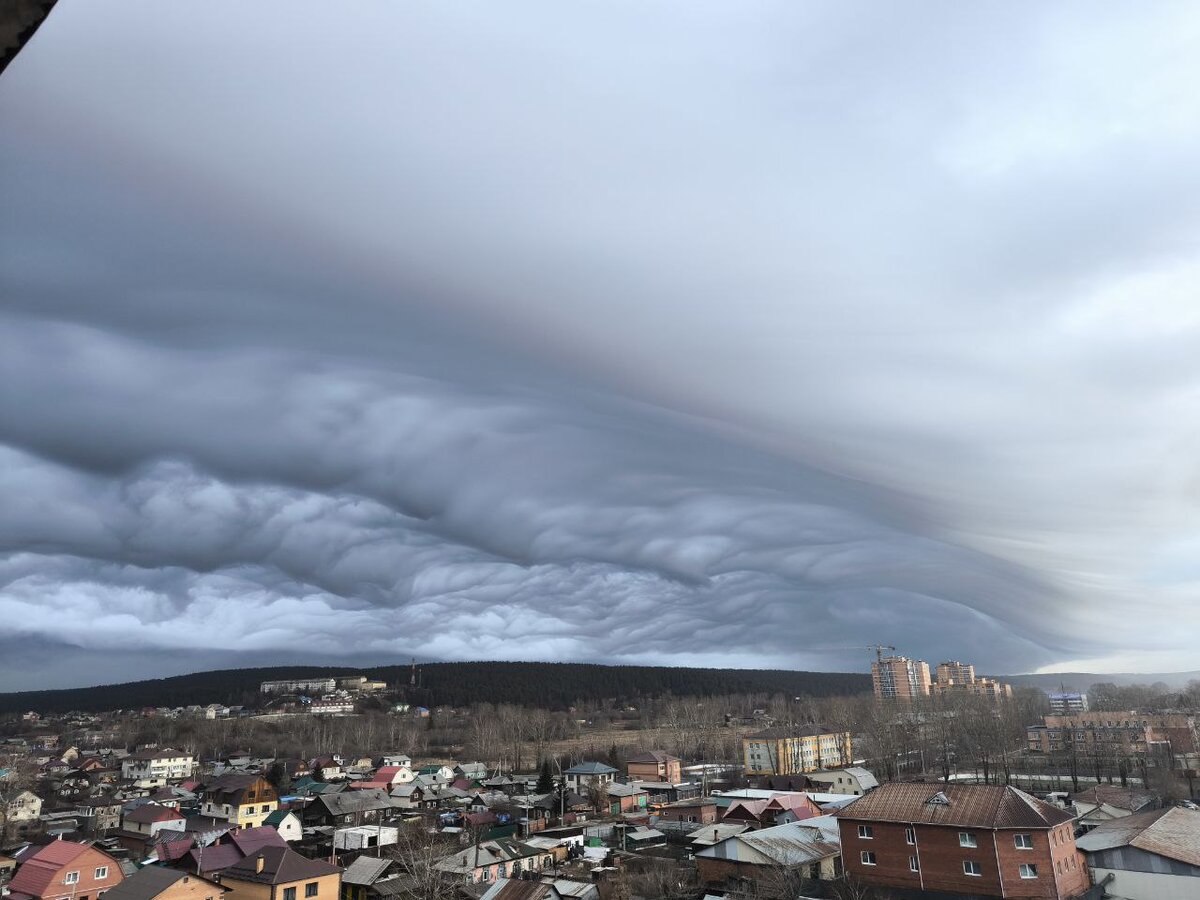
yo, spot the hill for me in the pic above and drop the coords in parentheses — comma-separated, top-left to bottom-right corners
(1003, 670, 1200, 692)
(0, 661, 871, 715)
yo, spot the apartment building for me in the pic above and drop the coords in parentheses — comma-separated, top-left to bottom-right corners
(872, 656, 931, 701)
(742, 726, 853, 776)
(259, 679, 337, 696)
(937, 661, 976, 684)
(1025, 712, 1199, 759)
(121, 749, 195, 785)
(837, 782, 1090, 898)
(1047, 692, 1088, 715)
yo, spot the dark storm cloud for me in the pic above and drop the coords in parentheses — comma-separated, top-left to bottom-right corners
(3, 1, 1200, 687)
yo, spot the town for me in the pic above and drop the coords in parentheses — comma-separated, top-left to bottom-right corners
(1, 654, 1198, 900)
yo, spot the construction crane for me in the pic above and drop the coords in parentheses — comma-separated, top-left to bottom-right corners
(867, 644, 896, 663)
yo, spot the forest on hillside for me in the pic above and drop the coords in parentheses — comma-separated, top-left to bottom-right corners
(0, 661, 871, 714)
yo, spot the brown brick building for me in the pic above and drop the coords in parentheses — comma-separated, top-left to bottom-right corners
(836, 783, 1090, 898)
(626, 751, 682, 784)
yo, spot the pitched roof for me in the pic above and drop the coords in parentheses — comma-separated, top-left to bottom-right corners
(341, 856, 393, 886)
(95, 866, 218, 900)
(626, 751, 679, 765)
(227, 827, 288, 856)
(125, 804, 186, 824)
(1070, 785, 1156, 811)
(8, 841, 115, 899)
(479, 879, 563, 900)
(222, 846, 341, 885)
(1077, 806, 1200, 867)
(835, 783, 1073, 829)
(696, 818, 840, 866)
(311, 788, 392, 815)
(563, 762, 616, 775)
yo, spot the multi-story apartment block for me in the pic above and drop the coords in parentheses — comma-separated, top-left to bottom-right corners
(259, 678, 337, 695)
(872, 656, 932, 701)
(120, 749, 195, 785)
(742, 726, 853, 776)
(1026, 712, 1198, 760)
(874, 653, 1012, 702)
(937, 661, 976, 684)
(837, 782, 1090, 898)
(1047, 692, 1088, 715)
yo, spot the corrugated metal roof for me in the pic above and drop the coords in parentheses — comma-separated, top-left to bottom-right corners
(834, 783, 1072, 829)
(1077, 806, 1200, 867)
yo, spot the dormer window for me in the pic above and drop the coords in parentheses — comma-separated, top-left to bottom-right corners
(925, 791, 950, 806)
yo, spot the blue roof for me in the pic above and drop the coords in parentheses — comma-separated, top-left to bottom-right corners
(564, 761, 617, 775)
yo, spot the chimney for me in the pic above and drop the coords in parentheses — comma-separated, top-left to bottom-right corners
(255, 855, 265, 874)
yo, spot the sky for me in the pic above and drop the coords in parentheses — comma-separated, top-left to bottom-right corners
(3, 2, 1200, 691)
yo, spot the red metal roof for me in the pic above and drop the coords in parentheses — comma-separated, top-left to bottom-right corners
(835, 783, 1074, 829)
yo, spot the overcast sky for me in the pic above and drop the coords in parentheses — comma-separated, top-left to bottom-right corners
(3, 2, 1200, 690)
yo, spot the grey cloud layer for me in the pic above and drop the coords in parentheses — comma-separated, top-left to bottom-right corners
(3, 1, 1200, 686)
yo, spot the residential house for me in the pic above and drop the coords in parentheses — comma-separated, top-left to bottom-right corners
(804, 767, 879, 797)
(74, 796, 123, 836)
(562, 762, 616, 792)
(339, 857, 397, 900)
(1076, 805, 1200, 900)
(199, 774, 279, 828)
(722, 794, 821, 831)
(346, 767, 411, 792)
(604, 783, 648, 816)
(219, 846, 341, 900)
(172, 826, 287, 879)
(263, 810, 303, 842)
(836, 782, 1090, 898)
(118, 803, 188, 854)
(121, 750, 195, 786)
(6, 839, 124, 900)
(742, 726, 853, 776)
(388, 784, 425, 810)
(658, 798, 717, 825)
(434, 839, 556, 884)
(377, 754, 411, 769)
(454, 763, 488, 783)
(300, 789, 392, 828)
(696, 815, 842, 888)
(309, 758, 344, 781)
(625, 751, 681, 784)
(96, 866, 225, 900)
(3, 790, 43, 836)
(122, 803, 187, 837)
(1068, 785, 1158, 833)
(478, 881, 566, 900)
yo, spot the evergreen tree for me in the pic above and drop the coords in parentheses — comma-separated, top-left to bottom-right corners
(606, 742, 624, 772)
(536, 759, 554, 794)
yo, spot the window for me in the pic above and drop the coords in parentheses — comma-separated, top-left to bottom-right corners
(65, 873, 80, 885)
(95, 867, 108, 880)
(858, 825, 873, 839)
(1019, 864, 1038, 879)
(909, 856, 919, 872)
(305, 884, 318, 898)
(860, 851, 876, 866)
(959, 832, 977, 848)
(905, 826, 916, 845)
(1014, 833, 1033, 850)
(963, 860, 982, 877)
(246, 806, 256, 815)
(284, 888, 297, 900)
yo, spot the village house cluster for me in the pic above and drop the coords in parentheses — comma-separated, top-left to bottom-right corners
(3, 667, 1200, 900)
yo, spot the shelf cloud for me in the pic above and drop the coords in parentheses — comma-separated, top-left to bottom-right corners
(3, 1, 1200, 688)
